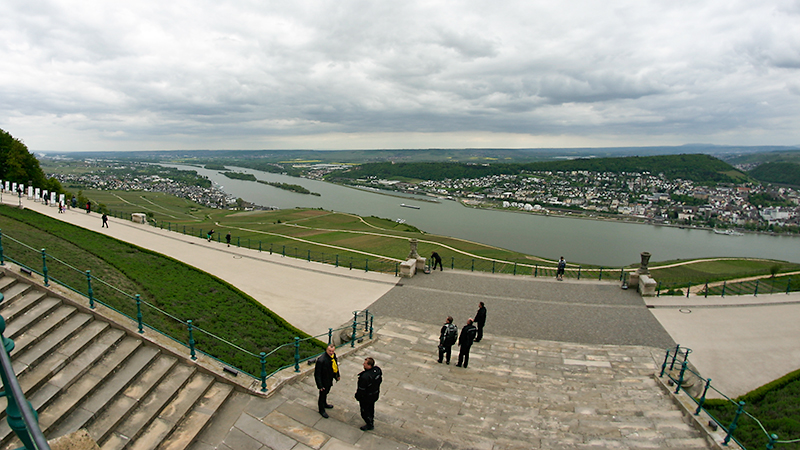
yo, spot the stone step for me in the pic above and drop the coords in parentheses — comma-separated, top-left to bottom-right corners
(0, 274, 16, 292)
(158, 381, 234, 450)
(98, 364, 196, 450)
(0, 280, 34, 307)
(48, 346, 162, 440)
(12, 314, 101, 379)
(37, 337, 145, 433)
(0, 289, 46, 325)
(11, 303, 77, 357)
(188, 390, 253, 450)
(4, 296, 60, 339)
(124, 374, 220, 450)
(87, 354, 179, 445)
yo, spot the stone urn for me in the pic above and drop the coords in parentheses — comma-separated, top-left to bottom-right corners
(638, 252, 652, 275)
(407, 238, 420, 259)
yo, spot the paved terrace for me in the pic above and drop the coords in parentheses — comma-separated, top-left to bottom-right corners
(4, 197, 800, 448)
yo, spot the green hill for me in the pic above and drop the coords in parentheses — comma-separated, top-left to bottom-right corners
(0, 128, 63, 193)
(328, 154, 747, 184)
(749, 162, 800, 186)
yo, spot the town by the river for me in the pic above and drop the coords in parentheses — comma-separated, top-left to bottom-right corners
(166, 164, 800, 267)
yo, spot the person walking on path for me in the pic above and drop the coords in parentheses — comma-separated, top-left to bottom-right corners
(474, 302, 486, 342)
(437, 316, 458, 364)
(314, 345, 340, 418)
(102, 213, 109, 228)
(225, 231, 231, 247)
(86, 201, 91, 213)
(431, 251, 443, 271)
(456, 318, 478, 368)
(355, 357, 382, 431)
(556, 256, 566, 281)
(207, 229, 214, 242)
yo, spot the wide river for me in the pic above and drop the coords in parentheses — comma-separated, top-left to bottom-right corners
(169, 164, 800, 267)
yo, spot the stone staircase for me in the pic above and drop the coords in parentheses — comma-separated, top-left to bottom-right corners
(0, 269, 240, 450)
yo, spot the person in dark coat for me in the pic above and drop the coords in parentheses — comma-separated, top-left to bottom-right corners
(437, 316, 458, 364)
(355, 357, 382, 431)
(474, 301, 487, 342)
(314, 345, 340, 418)
(430, 251, 443, 271)
(456, 318, 478, 368)
(102, 213, 109, 228)
(225, 231, 231, 247)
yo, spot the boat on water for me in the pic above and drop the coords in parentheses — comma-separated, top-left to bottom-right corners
(713, 229, 744, 236)
(400, 203, 420, 209)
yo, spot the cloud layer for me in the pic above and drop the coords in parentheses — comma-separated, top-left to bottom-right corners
(2, 0, 799, 151)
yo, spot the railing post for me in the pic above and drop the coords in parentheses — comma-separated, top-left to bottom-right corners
(188, 320, 197, 360)
(722, 401, 746, 446)
(365, 259, 369, 272)
(534, 265, 538, 277)
(577, 266, 581, 280)
(335, 254, 339, 267)
(136, 295, 144, 333)
(0, 320, 41, 450)
(754, 280, 759, 297)
(513, 262, 517, 275)
(260, 352, 267, 392)
(669, 344, 680, 370)
(270, 243, 273, 254)
(657, 281, 661, 297)
(704, 280, 709, 298)
(767, 434, 779, 450)
(352, 311, 358, 348)
(282, 245, 285, 257)
(695, 378, 712, 415)
(686, 283, 691, 298)
(675, 360, 688, 394)
(660, 349, 670, 377)
(450, 257, 454, 270)
(788, 278, 792, 295)
(307, 250, 311, 262)
(0, 229, 4, 266)
(369, 314, 374, 339)
(41, 248, 49, 287)
(722, 281, 726, 297)
(492, 260, 495, 273)
(471, 259, 474, 272)
(328, 328, 333, 345)
(599, 267, 603, 280)
(395, 262, 398, 277)
(294, 337, 300, 372)
(86, 270, 95, 309)
(620, 268, 624, 281)
(259, 241, 262, 252)
(364, 309, 369, 332)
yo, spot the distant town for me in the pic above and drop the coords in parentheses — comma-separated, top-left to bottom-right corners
(48, 159, 800, 235)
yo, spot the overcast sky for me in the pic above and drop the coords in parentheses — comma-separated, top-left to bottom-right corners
(2, 0, 799, 152)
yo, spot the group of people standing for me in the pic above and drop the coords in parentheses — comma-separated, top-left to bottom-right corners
(314, 345, 382, 431)
(437, 301, 486, 368)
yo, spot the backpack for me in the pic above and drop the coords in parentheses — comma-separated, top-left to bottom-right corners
(444, 323, 458, 345)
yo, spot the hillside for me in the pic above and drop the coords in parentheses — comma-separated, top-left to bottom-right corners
(328, 154, 748, 184)
(0, 128, 62, 192)
(749, 162, 800, 187)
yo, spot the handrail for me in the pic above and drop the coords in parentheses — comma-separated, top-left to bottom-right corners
(0, 229, 375, 392)
(659, 345, 800, 449)
(0, 293, 51, 449)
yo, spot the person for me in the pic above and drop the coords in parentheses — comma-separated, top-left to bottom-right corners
(102, 213, 109, 228)
(438, 316, 458, 364)
(430, 251, 443, 271)
(71, 196, 77, 208)
(207, 229, 214, 242)
(86, 201, 91, 213)
(557, 256, 566, 281)
(456, 318, 477, 368)
(314, 345, 340, 418)
(355, 357, 382, 431)
(474, 302, 486, 342)
(226, 231, 231, 247)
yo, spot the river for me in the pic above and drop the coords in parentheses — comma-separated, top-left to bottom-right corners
(167, 164, 800, 267)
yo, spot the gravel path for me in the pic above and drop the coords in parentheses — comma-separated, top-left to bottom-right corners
(366, 270, 676, 349)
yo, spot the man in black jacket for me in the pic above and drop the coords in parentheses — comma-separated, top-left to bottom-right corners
(355, 357, 382, 431)
(438, 316, 458, 364)
(314, 345, 340, 418)
(474, 301, 487, 342)
(456, 319, 478, 368)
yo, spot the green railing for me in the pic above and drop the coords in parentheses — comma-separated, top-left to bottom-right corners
(656, 276, 798, 298)
(660, 345, 800, 449)
(111, 211, 628, 280)
(0, 230, 374, 391)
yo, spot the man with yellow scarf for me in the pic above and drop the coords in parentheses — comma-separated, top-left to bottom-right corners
(314, 345, 340, 418)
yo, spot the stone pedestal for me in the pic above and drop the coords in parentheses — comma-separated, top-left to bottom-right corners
(639, 274, 657, 297)
(131, 213, 147, 224)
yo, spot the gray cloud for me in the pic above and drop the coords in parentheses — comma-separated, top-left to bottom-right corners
(1, 0, 799, 150)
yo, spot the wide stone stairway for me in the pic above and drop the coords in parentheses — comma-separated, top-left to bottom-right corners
(0, 266, 712, 449)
